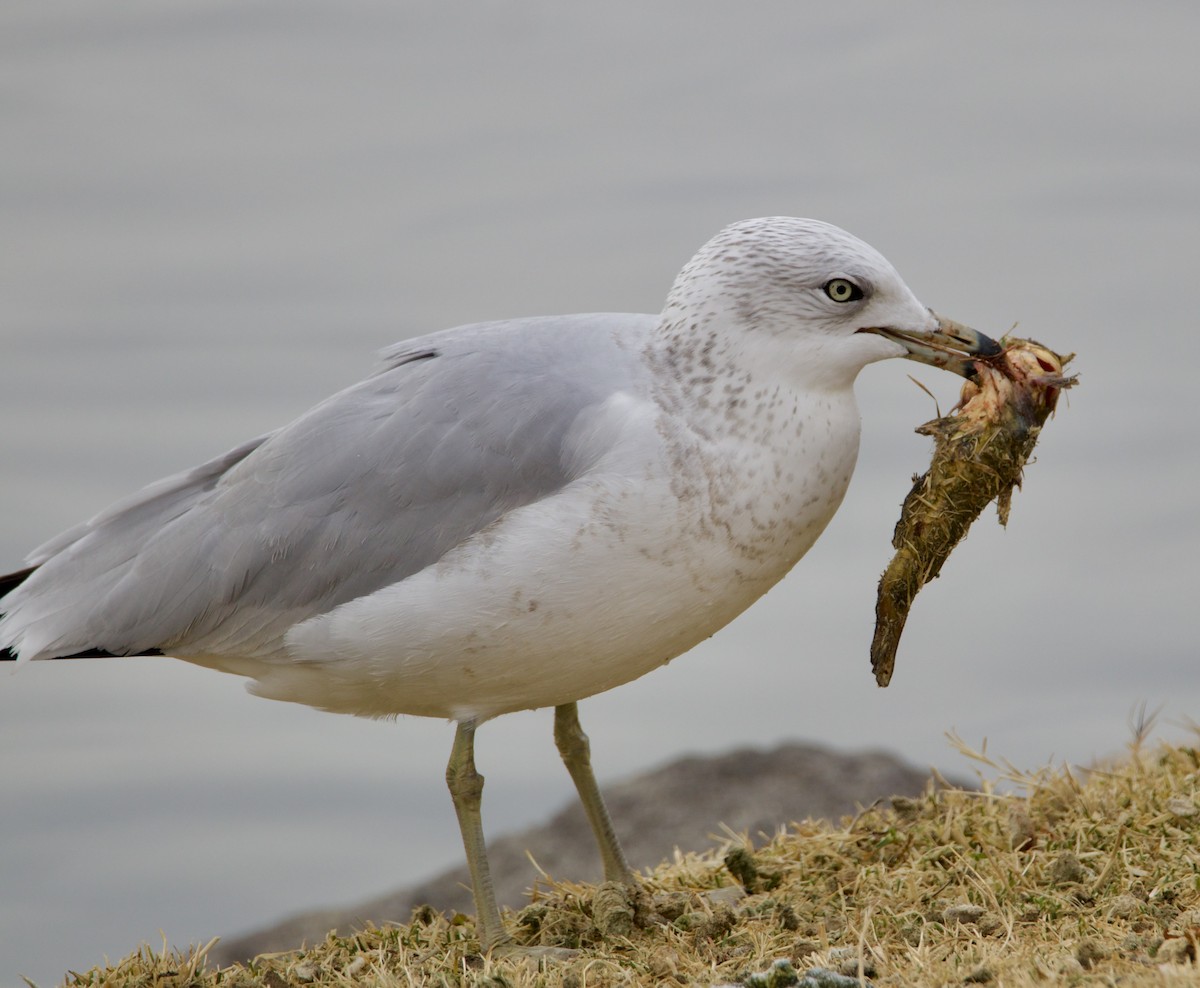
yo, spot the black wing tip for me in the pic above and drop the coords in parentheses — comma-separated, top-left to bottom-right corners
(66, 647, 165, 658)
(1, 646, 164, 661)
(1, 565, 36, 599)
(1, 567, 34, 660)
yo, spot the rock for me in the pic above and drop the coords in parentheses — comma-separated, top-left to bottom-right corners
(826, 945, 878, 978)
(1166, 796, 1198, 818)
(1107, 894, 1144, 920)
(1156, 936, 1194, 965)
(1008, 807, 1036, 850)
(942, 903, 985, 925)
(704, 885, 748, 909)
(1075, 939, 1107, 969)
(1048, 851, 1091, 886)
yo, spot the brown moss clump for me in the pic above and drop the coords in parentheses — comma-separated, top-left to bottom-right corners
(871, 337, 1078, 686)
(52, 732, 1200, 988)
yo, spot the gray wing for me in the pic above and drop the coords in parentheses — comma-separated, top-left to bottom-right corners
(0, 313, 653, 661)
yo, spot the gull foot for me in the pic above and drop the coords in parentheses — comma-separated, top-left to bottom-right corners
(489, 942, 580, 966)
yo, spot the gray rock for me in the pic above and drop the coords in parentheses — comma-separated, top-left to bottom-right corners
(211, 742, 951, 965)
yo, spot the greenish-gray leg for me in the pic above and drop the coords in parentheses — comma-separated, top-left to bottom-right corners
(446, 719, 510, 950)
(553, 702, 636, 885)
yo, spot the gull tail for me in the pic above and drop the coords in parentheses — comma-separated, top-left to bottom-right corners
(0, 566, 162, 661)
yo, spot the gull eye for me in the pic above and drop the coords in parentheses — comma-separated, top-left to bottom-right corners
(823, 278, 863, 303)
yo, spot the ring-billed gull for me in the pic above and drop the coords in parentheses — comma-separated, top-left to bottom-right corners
(0, 217, 999, 950)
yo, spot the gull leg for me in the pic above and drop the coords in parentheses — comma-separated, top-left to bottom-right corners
(446, 719, 510, 950)
(554, 702, 635, 885)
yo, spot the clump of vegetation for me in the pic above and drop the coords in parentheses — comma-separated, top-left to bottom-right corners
(49, 731, 1200, 987)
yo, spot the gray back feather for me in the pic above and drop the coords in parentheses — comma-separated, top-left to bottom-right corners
(2, 314, 654, 659)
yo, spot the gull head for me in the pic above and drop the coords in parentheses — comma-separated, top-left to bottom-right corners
(660, 216, 999, 388)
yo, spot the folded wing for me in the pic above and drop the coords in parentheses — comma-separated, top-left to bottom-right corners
(0, 315, 649, 662)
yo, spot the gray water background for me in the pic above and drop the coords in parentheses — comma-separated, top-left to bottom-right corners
(2, 2, 1197, 984)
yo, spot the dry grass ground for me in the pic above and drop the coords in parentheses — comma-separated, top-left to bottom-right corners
(49, 731, 1200, 987)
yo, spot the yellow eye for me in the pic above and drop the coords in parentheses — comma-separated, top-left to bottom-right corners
(823, 278, 863, 303)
